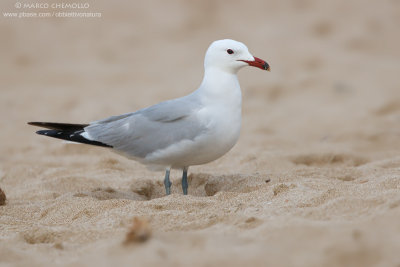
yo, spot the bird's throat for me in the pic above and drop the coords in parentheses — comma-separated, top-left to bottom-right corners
(198, 69, 242, 104)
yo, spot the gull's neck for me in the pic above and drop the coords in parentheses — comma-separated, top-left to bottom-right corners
(195, 67, 242, 105)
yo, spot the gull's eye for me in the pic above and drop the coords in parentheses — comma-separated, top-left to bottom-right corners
(227, 49, 234, 55)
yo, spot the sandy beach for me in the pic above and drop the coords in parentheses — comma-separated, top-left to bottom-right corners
(1, 0, 400, 266)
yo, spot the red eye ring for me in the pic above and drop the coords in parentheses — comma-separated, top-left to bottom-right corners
(227, 49, 234, 54)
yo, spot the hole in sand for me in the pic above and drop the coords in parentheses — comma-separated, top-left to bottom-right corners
(74, 187, 145, 201)
(73, 174, 270, 201)
(131, 173, 269, 199)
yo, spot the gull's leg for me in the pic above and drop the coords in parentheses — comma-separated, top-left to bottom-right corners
(182, 167, 189, 195)
(164, 168, 171, 195)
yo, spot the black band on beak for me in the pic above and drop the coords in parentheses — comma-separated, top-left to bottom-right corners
(263, 62, 271, 71)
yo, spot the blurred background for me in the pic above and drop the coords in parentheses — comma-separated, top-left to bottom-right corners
(1, 1, 400, 265)
(1, 0, 399, 161)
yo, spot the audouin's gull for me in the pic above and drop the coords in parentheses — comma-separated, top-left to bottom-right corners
(29, 39, 270, 195)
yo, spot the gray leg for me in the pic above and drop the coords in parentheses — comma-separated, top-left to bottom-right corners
(182, 167, 188, 195)
(164, 168, 171, 195)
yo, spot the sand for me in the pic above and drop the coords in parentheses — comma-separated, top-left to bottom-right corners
(1, 0, 400, 266)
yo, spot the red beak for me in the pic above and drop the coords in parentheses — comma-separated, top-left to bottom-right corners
(240, 57, 270, 71)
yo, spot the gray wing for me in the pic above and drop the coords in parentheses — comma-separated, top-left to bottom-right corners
(84, 96, 207, 158)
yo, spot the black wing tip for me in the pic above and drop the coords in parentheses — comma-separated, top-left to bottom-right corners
(34, 129, 113, 148)
(28, 121, 56, 126)
(29, 122, 112, 148)
(27, 121, 89, 131)
(36, 130, 49, 135)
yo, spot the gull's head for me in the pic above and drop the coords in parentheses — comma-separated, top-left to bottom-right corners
(204, 39, 270, 74)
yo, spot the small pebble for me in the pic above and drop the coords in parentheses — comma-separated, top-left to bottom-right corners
(124, 217, 151, 244)
(0, 187, 6, 206)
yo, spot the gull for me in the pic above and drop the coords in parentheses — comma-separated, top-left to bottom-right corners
(28, 39, 270, 195)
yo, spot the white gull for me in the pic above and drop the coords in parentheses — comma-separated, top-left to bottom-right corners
(29, 39, 270, 195)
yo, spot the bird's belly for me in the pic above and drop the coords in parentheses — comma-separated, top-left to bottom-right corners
(144, 108, 241, 169)
(187, 122, 241, 165)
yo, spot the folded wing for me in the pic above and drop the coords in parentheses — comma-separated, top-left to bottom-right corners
(85, 96, 207, 158)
